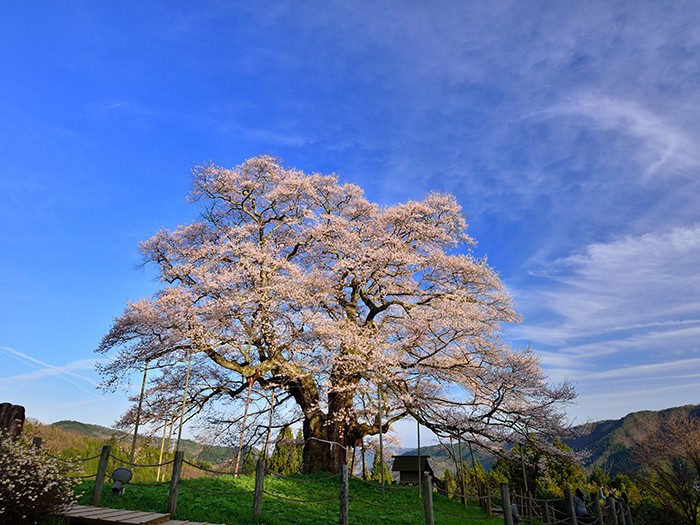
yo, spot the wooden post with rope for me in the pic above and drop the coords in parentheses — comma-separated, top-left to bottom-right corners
(500, 484, 514, 525)
(253, 457, 265, 518)
(423, 474, 434, 525)
(592, 491, 604, 524)
(167, 450, 184, 515)
(564, 488, 578, 525)
(91, 445, 112, 506)
(607, 495, 619, 525)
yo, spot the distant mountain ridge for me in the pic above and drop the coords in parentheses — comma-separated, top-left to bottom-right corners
(566, 404, 700, 474)
(50, 420, 240, 466)
(400, 404, 700, 476)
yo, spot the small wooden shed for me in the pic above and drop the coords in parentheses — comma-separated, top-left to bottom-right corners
(391, 455, 434, 484)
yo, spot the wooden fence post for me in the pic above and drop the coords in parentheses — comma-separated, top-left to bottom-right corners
(91, 445, 112, 506)
(485, 485, 492, 517)
(423, 474, 434, 525)
(564, 488, 578, 525)
(618, 500, 628, 525)
(501, 484, 514, 525)
(253, 458, 266, 519)
(591, 492, 604, 524)
(167, 450, 184, 516)
(624, 500, 634, 525)
(339, 464, 349, 525)
(544, 501, 552, 525)
(607, 496, 619, 525)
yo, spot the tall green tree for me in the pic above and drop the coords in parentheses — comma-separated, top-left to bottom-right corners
(491, 441, 586, 498)
(370, 451, 393, 484)
(268, 426, 302, 475)
(443, 468, 458, 499)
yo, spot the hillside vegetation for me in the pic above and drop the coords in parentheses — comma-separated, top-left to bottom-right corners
(22, 418, 255, 485)
(401, 404, 700, 478)
(565, 404, 700, 474)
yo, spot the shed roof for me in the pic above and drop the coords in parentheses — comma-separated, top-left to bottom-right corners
(391, 455, 433, 473)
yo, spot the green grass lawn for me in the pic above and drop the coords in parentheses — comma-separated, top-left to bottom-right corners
(71, 473, 505, 525)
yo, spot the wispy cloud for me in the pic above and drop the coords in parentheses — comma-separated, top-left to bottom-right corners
(513, 224, 700, 420)
(0, 345, 100, 396)
(547, 94, 700, 177)
(519, 224, 700, 341)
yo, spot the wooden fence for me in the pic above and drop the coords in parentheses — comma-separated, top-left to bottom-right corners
(72, 444, 634, 525)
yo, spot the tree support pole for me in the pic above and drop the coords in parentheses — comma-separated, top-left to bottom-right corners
(457, 434, 466, 507)
(129, 361, 149, 466)
(417, 418, 422, 498)
(377, 385, 385, 499)
(234, 376, 254, 478)
(618, 500, 629, 525)
(175, 354, 192, 452)
(339, 463, 349, 525)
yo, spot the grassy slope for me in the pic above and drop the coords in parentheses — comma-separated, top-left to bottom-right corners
(77, 474, 503, 525)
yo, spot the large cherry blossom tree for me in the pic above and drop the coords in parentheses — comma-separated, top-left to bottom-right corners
(98, 155, 574, 473)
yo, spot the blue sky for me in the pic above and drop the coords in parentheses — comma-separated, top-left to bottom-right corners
(1, 2, 699, 446)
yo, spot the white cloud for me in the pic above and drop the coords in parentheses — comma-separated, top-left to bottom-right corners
(513, 225, 700, 420)
(522, 224, 700, 342)
(0, 345, 100, 396)
(550, 94, 700, 177)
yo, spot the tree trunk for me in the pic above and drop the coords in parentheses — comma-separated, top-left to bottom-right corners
(301, 390, 355, 473)
(302, 414, 332, 473)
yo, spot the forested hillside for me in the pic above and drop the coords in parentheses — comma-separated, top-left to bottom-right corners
(25, 419, 243, 468)
(566, 404, 700, 474)
(401, 404, 700, 477)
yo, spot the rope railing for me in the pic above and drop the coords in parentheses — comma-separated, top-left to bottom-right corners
(108, 453, 174, 469)
(181, 459, 238, 475)
(434, 484, 488, 503)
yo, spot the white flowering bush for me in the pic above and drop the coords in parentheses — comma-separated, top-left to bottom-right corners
(0, 434, 79, 524)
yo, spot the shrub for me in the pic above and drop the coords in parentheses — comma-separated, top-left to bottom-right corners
(0, 434, 79, 524)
